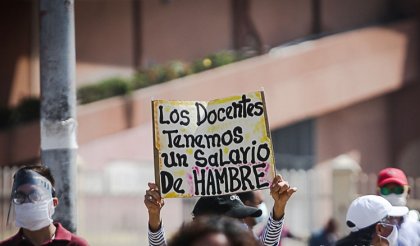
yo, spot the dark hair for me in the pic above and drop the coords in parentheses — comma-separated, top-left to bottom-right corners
(168, 216, 259, 246)
(237, 191, 255, 204)
(20, 165, 55, 186)
(325, 218, 338, 234)
(17, 165, 56, 197)
(336, 223, 377, 246)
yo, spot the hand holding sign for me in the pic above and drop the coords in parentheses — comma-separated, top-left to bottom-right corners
(144, 182, 165, 232)
(270, 174, 297, 220)
(147, 91, 297, 245)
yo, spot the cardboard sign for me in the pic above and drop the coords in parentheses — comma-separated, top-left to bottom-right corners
(152, 91, 276, 198)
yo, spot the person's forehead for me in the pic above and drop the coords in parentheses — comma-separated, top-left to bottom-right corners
(16, 183, 45, 193)
(14, 170, 51, 188)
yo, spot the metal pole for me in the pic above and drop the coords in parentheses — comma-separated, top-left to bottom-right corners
(39, 0, 77, 233)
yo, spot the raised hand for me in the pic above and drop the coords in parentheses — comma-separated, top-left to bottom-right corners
(270, 174, 297, 220)
(144, 182, 165, 231)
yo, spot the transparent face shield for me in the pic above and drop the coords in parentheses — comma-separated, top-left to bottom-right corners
(7, 169, 55, 223)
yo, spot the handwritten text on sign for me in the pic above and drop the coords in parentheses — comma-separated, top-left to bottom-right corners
(152, 91, 275, 198)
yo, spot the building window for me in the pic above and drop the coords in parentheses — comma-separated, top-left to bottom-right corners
(271, 119, 315, 170)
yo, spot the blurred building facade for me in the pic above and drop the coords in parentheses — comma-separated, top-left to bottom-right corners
(1, 0, 420, 245)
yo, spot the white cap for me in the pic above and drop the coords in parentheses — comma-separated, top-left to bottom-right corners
(346, 195, 409, 232)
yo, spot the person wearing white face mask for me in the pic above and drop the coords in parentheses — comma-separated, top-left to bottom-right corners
(0, 165, 88, 246)
(377, 167, 420, 246)
(238, 190, 304, 246)
(237, 191, 269, 229)
(336, 195, 408, 246)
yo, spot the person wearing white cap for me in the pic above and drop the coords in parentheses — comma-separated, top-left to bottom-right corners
(336, 195, 408, 246)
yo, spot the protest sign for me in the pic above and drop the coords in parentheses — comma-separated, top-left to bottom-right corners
(152, 91, 276, 198)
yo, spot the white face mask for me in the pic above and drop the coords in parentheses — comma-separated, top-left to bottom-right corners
(240, 222, 249, 230)
(381, 193, 407, 206)
(15, 198, 55, 231)
(255, 202, 269, 224)
(378, 224, 398, 246)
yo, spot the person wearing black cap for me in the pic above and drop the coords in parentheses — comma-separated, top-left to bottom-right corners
(191, 194, 262, 219)
(237, 190, 268, 230)
(0, 165, 89, 246)
(144, 174, 297, 246)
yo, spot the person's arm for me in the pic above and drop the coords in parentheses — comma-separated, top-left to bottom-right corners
(148, 223, 166, 246)
(260, 211, 284, 245)
(270, 175, 296, 220)
(145, 182, 166, 246)
(259, 175, 297, 246)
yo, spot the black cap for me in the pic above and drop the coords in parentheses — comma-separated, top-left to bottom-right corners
(192, 194, 262, 219)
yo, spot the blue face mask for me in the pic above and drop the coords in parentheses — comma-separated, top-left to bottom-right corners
(255, 202, 269, 224)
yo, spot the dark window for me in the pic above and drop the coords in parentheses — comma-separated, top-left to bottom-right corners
(271, 119, 315, 170)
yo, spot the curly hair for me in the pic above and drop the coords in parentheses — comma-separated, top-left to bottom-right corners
(168, 215, 259, 246)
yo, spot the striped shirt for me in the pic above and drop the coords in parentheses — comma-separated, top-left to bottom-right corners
(259, 213, 284, 245)
(148, 224, 166, 246)
(148, 212, 284, 246)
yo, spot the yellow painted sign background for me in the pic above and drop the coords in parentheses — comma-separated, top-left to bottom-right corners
(152, 91, 276, 198)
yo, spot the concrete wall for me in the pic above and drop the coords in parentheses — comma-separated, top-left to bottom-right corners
(389, 83, 420, 176)
(75, 0, 134, 67)
(141, 0, 231, 65)
(0, 122, 40, 166)
(74, 19, 417, 140)
(75, 0, 232, 83)
(316, 81, 420, 176)
(74, 20, 419, 174)
(316, 97, 391, 174)
(75, 0, 135, 84)
(0, 1, 33, 107)
(251, 0, 312, 48)
(321, 0, 389, 33)
(3, 0, 416, 98)
(1, 19, 418, 168)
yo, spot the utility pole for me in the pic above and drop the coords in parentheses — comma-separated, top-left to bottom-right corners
(39, 0, 78, 232)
